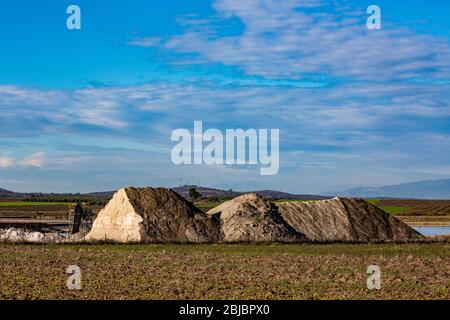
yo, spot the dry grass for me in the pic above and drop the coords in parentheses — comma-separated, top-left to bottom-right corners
(0, 243, 448, 300)
(398, 215, 450, 226)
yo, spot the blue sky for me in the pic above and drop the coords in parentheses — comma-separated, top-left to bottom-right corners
(1, 0, 450, 193)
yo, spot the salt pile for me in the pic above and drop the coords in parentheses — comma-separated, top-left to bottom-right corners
(0, 228, 63, 243)
(86, 187, 423, 243)
(86, 187, 220, 243)
(277, 197, 423, 241)
(207, 193, 304, 242)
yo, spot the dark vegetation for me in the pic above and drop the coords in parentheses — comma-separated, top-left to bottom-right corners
(22, 195, 109, 206)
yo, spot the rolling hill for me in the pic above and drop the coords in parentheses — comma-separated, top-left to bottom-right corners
(6, 178, 450, 201)
(0, 188, 21, 199)
(171, 185, 330, 200)
(0, 185, 330, 201)
(328, 178, 450, 199)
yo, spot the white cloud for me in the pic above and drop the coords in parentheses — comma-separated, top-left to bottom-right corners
(1, 78, 450, 192)
(17, 152, 46, 168)
(162, 0, 450, 81)
(2, 1, 450, 191)
(1, 81, 450, 145)
(0, 152, 49, 169)
(126, 37, 161, 47)
(0, 156, 13, 168)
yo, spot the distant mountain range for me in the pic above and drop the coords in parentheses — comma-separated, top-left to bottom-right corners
(171, 185, 330, 200)
(327, 178, 450, 199)
(0, 185, 330, 201)
(0, 188, 22, 198)
(3, 178, 450, 200)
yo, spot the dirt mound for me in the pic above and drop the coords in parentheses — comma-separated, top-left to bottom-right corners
(86, 187, 220, 243)
(277, 198, 424, 242)
(207, 194, 305, 242)
(86, 189, 422, 243)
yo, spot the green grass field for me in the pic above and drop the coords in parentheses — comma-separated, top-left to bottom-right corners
(377, 206, 411, 215)
(195, 201, 223, 212)
(0, 201, 69, 207)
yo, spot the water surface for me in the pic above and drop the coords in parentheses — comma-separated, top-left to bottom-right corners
(413, 226, 450, 236)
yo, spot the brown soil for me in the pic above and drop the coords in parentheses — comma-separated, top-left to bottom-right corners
(277, 198, 423, 242)
(377, 199, 450, 216)
(126, 187, 221, 242)
(1, 244, 448, 300)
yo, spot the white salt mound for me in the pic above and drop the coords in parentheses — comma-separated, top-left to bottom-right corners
(86, 187, 221, 243)
(207, 193, 305, 242)
(0, 228, 60, 243)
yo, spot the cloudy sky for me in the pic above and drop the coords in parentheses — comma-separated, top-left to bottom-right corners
(1, 0, 450, 193)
